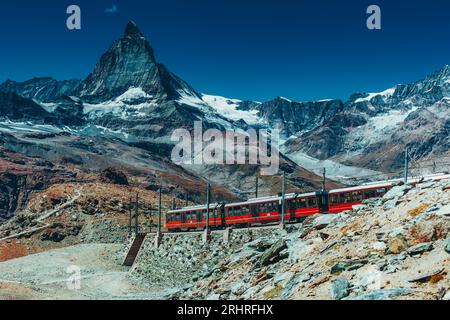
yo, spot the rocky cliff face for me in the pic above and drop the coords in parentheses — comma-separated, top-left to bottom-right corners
(0, 78, 82, 103)
(251, 97, 344, 137)
(0, 148, 76, 222)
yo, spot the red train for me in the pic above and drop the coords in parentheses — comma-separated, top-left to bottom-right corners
(165, 174, 450, 232)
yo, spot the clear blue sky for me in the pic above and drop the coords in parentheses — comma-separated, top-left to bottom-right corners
(0, 0, 449, 102)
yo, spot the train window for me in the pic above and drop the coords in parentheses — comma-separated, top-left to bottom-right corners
(257, 204, 263, 213)
(268, 202, 276, 212)
(330, 194, 339, 205)
(308, 197, 317, 207)
(352, 191, 363, 202)
(364, 189, 378, 200)
(242, 206, 249, 215)
(342, 193, 352, 203)
(300, 198, 308, 208)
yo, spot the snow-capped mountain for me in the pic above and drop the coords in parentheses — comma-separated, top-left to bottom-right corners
(80, 21, 200, 104)
(282, 65, 450, 178)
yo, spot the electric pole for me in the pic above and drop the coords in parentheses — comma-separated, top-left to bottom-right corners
(157, 186, 162, 235)
(134, 193, 139, 235)
(128, 197, 132, 236)
(322, 168, 326, 191)
(148, 204, 153, 233)
(255, 176, 259, 198)
(281, 171, 286, 228)
(206, 182, 211, 232)
(404, 146, 409, 183)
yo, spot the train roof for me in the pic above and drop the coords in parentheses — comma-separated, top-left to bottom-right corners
(168, 203, 222, 214)
(225, 192, 318, 208)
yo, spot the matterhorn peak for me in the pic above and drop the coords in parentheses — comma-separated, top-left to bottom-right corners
(124, 20, 144, 38)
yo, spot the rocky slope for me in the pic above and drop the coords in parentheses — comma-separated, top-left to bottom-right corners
(0, 147, 77, 222)
(131, 178, 450, 300)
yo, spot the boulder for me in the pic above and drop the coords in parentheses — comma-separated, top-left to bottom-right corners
(387, 236, 408, 254)
(330, 259, 368, 274)
(383, 199, 399, 210)
(331, 277, 350, 300)
(259, 239, 288, 267)
(312, 214, 339, 230)
(383, 185, 413, 202)
(245, 237, 275, 252)
(408, 268, 444, 283)
(99, 167, 129, 186)
(41, 230, 66, 242)
(407, 242, 434, 255)
(372, 242, 387, 251)
(345, 288, 410, 300)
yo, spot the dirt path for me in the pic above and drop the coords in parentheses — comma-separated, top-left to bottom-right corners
(0, 243, 165, 300)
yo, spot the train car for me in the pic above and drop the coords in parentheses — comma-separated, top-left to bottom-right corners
(166, 203, 225, 232)
(224, 191, 326, 227)
(165, 173, 450, 231)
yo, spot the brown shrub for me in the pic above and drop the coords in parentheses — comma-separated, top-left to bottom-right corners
(408, 203, 431, 217)
(408, 220, 449, 245)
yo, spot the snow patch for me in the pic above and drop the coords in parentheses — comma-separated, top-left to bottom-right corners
(355, 87, 396, 103)
(278, 96, 292, 103)
(346, 107, 418, 150)
(83, 87, 156, 119)
(201, 94, 261, 125)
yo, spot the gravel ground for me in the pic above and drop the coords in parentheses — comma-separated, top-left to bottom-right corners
(0, 243, 166, 300)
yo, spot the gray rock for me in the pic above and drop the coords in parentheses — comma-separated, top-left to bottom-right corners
(259, 239, 288, 267)
(312, 214, 339, 230)
(383, 185, 413, 202)
(245, 237, 275, 252)
(331, 277, 350, 300)
(408, 268, 444, 283)
(383, 199, 399, 210)
(273, 272, 294, 287)
(407, 242, 434, 255)
(330, 259, 368, 274)
(206, 293, 221, 300)
(345, 288, 411, 300)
